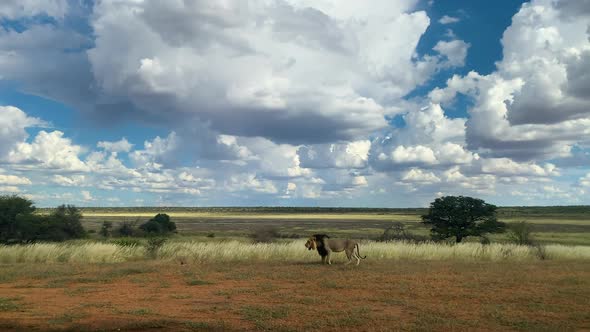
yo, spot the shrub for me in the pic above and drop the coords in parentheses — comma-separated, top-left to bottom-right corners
(139, 219, 163, 233)
(0, 198, 86, 243)
(111, 238, 142, 247)
(251, 226, 280, 243)
(117, 221, 135, 237)
(145, 237, 167, 259)
(0, 195, 36, 243)
(507, 221, 534, 245)
(139, 213, 176, 235)
(378, 222, 429, 243)
(100, 221, 113, 237)
(50, 205, 86, 239)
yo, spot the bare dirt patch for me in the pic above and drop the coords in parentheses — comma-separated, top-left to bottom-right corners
(0, 260, 589, 331)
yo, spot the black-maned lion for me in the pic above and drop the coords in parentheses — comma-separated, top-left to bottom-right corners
(305, 234, 366, 265)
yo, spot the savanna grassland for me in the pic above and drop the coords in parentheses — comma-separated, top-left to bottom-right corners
(72, 206, 590, 245)
(0, 260, 589, 331)
(1, 206, 589, 331)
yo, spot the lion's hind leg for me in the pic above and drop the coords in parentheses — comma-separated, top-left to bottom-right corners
(344, 248, 354, 265)
(353, 244, 361, 265)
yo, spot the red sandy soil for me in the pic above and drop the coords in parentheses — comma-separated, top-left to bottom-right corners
(0, 260, 589, 331)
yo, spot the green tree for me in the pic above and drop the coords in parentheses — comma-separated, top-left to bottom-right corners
(139, 213, 176, 235)
(0, 195, 36, 242)
(50, 205, 86, 239)
(422, 196, 505, 243)
(100, 221, 113, 237)
(507, 221, 534, 245)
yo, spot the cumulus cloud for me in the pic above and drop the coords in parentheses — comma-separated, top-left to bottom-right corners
(8, 131, 88, 172)
(401, 169, 441, 184)
(433, 40, 470, 67)
(1, 0, 589, 206)
(73, 0, 475, 146)
(81, 190, 94, 201)
(298, 140, 370, 169)
(370, 103, 476, 171)
(130, 132, 179, 167)
(52, 175, 87, 187)
(0, 106, 47, 158)
(431, 0, 590, 161)
(439, 15, 460, 24)
(0, 174, 32, 185)
(97, 138, 134, 153)
(0, 0, 68, 19)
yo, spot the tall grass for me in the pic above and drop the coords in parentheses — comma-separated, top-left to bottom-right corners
(0, 240, 589, 264)
(0, 243, 145, 264)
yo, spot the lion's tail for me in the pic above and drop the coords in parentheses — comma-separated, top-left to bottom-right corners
(356, 243, 367, 259)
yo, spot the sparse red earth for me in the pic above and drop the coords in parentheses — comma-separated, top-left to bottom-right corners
(0, 260, 589, 331)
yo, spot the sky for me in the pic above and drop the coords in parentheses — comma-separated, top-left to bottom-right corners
(1, 0, 590, 208)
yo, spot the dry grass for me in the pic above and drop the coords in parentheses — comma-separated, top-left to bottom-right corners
(1, 240, 589, 264)
(0, 260, 589, 331)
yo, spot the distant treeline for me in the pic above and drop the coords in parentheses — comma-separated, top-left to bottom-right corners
(37, 205, 590, 217)
(38, 206, 428, 214)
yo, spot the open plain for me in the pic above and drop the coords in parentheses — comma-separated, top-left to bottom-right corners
(0, 207, 588, 331)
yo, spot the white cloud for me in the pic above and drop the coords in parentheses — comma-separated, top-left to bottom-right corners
(0, 0, 68, 19)
(580, 173, 590, 187)
(370, 103, 476, 170)
(52, 175, 87, 187)
(480, 159, 559, 177)
(298, 140, 370, 169)
(401, 168, 441, 184)
(0, 106, 46, 158)
(432, 0, 590, 161)
(97, 138, 134, 153)
(0, 174, 32, 185)
(8, 130, 88, 172)
(225, 174, 278, 194)
(80, 0, 471, 145)
(439, 15, 460, 24)
(81, 190, 94, 201)
(130, 132, 179, 167)
(0, 186, 20, 193)
(433, 39, 470, 67)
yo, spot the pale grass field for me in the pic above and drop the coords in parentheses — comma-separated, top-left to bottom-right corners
(78, 211, 417, 221)
(1, 240, 589, 264)
(76, 211, 590, 225)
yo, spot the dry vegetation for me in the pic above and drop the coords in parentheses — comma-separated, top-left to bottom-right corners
(1, 240, 589, 264)
(0, 260, 589, 331)
(1, 206, 588, 330)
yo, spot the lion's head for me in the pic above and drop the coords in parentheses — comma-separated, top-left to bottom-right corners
(305, 236, 317, 250)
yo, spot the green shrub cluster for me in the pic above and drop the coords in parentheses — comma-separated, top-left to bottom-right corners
(139, 213, 176, 234)
(0, 195, 86, 243)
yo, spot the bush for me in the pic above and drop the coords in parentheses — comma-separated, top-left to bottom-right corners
(0, 195, 36, 243)
(139, 219, 163, 233)
(0, 197, 86, 243)
(145, 237, 167, 259)
(507, 221, 534, 245)
(111, 238, 142, 247)
(117, 221, 135, 237)
(50, 205, 86, 239)
(251, 226, 280, 243)
(100, 221, 113, 237)
(139, 213, 176, 235)
(378, 222, 429, 243)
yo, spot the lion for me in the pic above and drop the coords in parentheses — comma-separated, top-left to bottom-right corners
(305, 233, 366, 265)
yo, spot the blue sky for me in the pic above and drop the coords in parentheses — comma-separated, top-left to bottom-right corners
(1, 0, 590, 207)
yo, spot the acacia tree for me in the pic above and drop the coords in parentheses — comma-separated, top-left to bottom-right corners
(0, 195, 36, 242)
(421, 196, 505, 243)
